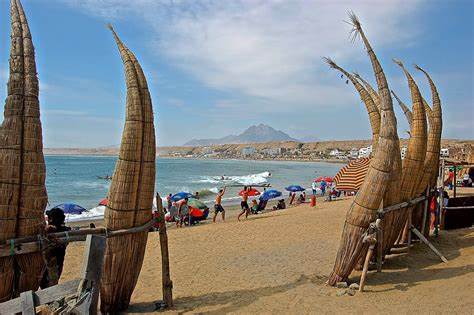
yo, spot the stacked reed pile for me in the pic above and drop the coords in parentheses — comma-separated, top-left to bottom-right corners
(100, 26, 156, 313)
(327, 13, 399, 285)
(0, 0, 48, 301)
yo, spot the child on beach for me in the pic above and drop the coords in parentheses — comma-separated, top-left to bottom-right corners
(238, 186, 251, 221)
(213, 186, 226, 222)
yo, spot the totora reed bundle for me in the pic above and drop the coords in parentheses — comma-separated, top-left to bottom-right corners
(353, 72, 381, 111)
(0, 0, 47, 301)
(327, 13, 399, 285)
(390, 59, 427, 245)
(391, 90, 413, 127)
(324, 58, 380, 151)
(100, 25, 156, 313)
(415, 65, 442, 190)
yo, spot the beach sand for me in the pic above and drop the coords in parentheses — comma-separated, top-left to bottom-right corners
(60, 195, 474, 314)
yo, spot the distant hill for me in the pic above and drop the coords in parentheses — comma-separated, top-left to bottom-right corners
(183, 124, 298, 146)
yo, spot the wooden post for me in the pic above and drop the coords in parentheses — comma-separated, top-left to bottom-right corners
(406, 207, 412, 252)
(453, 163, 457, 198)
(421, 188, 429, 236)
(410, 226, 448, 263)
(66, 235, 106, 315)
(157, 193, 173, 308)
(375, 218, 383, 273)
(359, 241, 376, 292)
(20, 291, 36, 315)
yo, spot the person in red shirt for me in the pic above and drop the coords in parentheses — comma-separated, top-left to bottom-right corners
(238, 186, 251, 221)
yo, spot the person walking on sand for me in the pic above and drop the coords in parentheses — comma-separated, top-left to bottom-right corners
(213, 186, 226, 222)
(166, 193, 172, 211)
(238, 186, 251, 221)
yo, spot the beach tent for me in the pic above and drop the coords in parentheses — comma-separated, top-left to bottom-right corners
(171, 192, 194, 202)
(333, 158, 370, 192)
(259, 189, 282, 201)
(239, 188, 261, 197)
(99, 198, 108, 206)
(49, 203, 87, 215)
(188, 199, 209, 210)
(285, 185, 305, 192)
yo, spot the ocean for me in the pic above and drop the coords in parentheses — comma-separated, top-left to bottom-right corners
(45, 156, 342, 221)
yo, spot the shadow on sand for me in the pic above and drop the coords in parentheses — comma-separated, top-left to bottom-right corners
(127, 274, 327, 314)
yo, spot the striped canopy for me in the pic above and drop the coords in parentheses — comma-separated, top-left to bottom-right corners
(334, 158, 371, 191)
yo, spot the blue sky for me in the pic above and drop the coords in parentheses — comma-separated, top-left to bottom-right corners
(0, 0, 472, 147)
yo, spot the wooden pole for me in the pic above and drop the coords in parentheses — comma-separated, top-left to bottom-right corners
(359, 240, 376, 292)
(406, 207, 412, 252)
(421, 188, 429, 236)
(453, 163, 457, 198)
(156, 193, 173, 308)
(410, 226, 448, 263)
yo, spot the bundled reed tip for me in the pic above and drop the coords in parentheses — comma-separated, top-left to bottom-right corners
(322, 57, 337, 69)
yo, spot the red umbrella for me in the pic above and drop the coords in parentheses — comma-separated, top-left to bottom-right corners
(315, 176, 333, 182)
(239, 188, 261, 197)
(99, 198, 108, 206)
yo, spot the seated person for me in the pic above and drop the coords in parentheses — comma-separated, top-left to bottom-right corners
(277, 199, 286, 210)
(297, 193, 305, 204)
(251, 199, 259, 214)
(258, 199, 267, 211)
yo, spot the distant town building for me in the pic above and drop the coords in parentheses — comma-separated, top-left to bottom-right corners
(262, 147, 282, 156)
(358, 145, 372, 158)
(401, 146, 408, 159)
(440, 148, 449, 157)
(329, 149, 340, 157)
(241, 146, 257, 157)
(349, 148, 359, 159)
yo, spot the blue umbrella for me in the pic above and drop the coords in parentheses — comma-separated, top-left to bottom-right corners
(259, 189, 282, 201)
(50, 203, 87, 215)
(285, 185, 305, 192)
(171, 192, 194, 202)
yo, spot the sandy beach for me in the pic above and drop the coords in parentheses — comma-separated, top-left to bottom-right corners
(59, 194, 474, 314)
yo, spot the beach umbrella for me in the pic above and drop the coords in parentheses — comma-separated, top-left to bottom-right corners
(239, 188, 260, 197)
(171, 192, 194, 202)
(333, 158, 370, 192)
(259, 189, 282, 201)
(188, 199, 209, 210)
(99, 198, 108, 206)
(50, 203, 87, 215)
(314, 176, 332, 182)
(285, 185, 305, 192)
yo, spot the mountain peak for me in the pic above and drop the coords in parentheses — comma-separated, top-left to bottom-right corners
(184, 124, 297, 146)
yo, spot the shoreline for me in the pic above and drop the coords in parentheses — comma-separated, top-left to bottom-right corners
(44, 153, 348, 165)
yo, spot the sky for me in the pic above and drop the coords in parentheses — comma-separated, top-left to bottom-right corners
(0, 0, 472, 148)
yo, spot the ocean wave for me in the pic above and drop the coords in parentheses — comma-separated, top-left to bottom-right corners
(228, 171, 271, 185)
(65, 205, 105, 222)
(199, 171, 272, 186)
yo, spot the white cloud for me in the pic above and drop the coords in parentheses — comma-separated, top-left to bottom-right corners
(60, 0, 425, 111)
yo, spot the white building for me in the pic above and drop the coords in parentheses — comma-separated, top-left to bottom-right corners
(262, 147, 282, 156)
(400, 146, 408, 159)
(440, 148, 449, 157)
(349, 148, 359, 159)
(241, 146, 256, 157)
(358, 145, 373, 158)
(329, 149, 340, 157)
